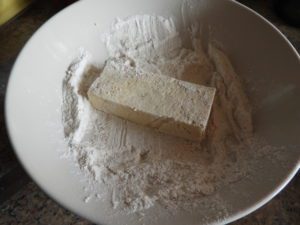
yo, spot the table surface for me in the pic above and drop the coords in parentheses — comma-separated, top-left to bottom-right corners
(0, 1, 299, 224)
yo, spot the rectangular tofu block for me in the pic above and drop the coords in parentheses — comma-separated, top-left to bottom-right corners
(88, 60, 216, 141)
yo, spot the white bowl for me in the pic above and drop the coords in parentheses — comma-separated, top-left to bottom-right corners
(5, 0, 300, 224)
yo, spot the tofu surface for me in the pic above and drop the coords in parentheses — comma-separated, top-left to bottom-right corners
(88, 60, 215, 141)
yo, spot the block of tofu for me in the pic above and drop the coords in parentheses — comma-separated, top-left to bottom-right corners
(88, 60, 216, 141)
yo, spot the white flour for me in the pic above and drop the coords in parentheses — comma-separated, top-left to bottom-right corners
(62, 15, 257, 213)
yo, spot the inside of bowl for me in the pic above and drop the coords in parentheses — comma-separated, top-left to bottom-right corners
(6, 0, 300, 225)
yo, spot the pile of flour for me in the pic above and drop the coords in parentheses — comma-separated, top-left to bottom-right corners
(62, 15, 255, 213)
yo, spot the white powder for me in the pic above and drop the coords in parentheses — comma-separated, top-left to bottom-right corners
(62, 15, 263, 214)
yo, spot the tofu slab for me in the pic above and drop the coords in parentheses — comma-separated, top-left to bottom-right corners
(88, 60, 215, 141)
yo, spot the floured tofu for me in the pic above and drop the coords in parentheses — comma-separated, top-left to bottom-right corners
(88, 59, 216, 141)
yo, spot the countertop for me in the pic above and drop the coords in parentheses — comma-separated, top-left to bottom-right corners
(0, 0, 299, 224)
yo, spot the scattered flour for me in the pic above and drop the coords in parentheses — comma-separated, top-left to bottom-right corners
(61, 15, 269, 214)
